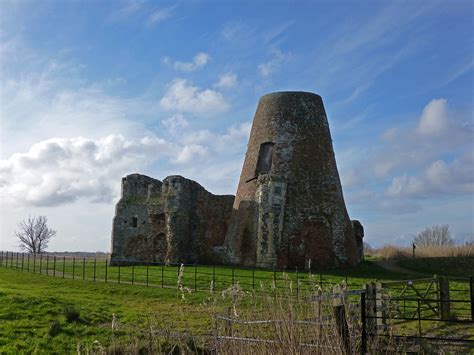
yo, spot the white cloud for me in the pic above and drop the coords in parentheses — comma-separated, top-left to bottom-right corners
(374, 98, 473, 177)
(258, 49, 290, 77)
(0, 135, 177, 207)
(146, 5, 175, 27)
(161, 114, 189, 133)
(417, 98, 449, 136)
(214, 72, 238, 89)
(386, 151, 474, 198)
(159, 79, 230, 115)
(175, 144, 208, 164)
(171, 52, 211, 72)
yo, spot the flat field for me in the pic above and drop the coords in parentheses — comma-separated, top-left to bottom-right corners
(0, 257, 472, 353)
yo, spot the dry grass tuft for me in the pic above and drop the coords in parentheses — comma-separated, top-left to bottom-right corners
(371, 244, 473, 260)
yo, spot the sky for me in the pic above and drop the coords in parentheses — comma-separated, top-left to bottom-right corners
(0, 0, 473, 252)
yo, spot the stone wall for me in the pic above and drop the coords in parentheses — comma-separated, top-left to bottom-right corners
(110, 174, 234, 265)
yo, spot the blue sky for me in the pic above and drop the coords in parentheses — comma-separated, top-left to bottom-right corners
(0, 0, 472, 251)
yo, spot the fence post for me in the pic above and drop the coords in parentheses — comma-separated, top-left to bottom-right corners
(365, 282, 376, 337)
(39, 254, 43, 275)
(417, 299, 422, 340)
(72, 257, 75, 279)
(225, 307, 233, 337)
(33, 253, 36, 273)
(21, 253, 24, 271)
(333, 284, 351, 354)
(194, 264, 197, 291)
(27, 253, 30, 272)
(46, 255, 49, 275)
(438, 276, 450, 320)
(252, 268, 255, 290)
(296, 268, 299, 298)
(470, 276, 474, 322)
(53, 256, 56, 277)
(213, 265, 216, 292)
(105, 259, 108, 283)
(375, 282, 386, 332)
(360, 291, 367, 354)
(16, 252, 19, 269)
(161, 263, 164, 288)
(82, 258, 86, 280)
(63, 256, 65, 278)
(93, 259, 96, 282)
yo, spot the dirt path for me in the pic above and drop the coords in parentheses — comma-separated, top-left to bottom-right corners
(374, 260, 430, 277)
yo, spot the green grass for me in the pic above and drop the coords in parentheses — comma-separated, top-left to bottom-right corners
(0, 267, 211, 353)
(0, 256, 472, 353)
(397, 256, 474, 278)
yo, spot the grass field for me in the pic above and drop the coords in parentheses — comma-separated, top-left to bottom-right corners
(0, 256, 472, 353)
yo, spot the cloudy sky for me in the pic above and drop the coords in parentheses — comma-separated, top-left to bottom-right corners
(0, 0, 472, 251)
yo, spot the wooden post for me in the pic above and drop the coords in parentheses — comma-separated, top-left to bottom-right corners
(360, 291, 367, 354)
(375, 282, 387, 332)
(21, 253, 24, 271)
(332, 285, 351, 354)
(53, 256, 56, 277)
(224, 307, 232, 337)
(365, 282, 376, 337)
(438, 277, 450, 320)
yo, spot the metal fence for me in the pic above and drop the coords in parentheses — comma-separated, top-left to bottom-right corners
(0, 251, 359, 295)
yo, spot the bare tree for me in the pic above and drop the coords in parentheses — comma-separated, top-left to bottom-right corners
(413, 224, 454, 247)
(15, 216, 56, 254)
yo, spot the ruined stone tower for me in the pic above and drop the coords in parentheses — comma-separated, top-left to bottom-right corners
(224, 91, 359, 269)
(110, 174, 234, 265)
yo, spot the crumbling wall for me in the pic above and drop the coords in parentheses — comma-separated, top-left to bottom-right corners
(110, 174, 234, 265)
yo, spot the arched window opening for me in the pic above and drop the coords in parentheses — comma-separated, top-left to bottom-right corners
(255, 142, 275, 175)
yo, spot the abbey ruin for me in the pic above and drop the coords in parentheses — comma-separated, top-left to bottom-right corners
(111, 91, 364, 269)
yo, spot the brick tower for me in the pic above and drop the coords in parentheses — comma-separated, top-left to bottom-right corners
(224, 91, 359, 269)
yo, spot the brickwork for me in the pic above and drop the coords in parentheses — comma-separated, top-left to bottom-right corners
(224, 91, 361, 269)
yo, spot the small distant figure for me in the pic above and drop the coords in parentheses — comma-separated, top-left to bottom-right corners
(412, 243, 416, 258)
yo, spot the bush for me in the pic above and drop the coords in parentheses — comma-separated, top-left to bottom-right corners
(48, 321, 61, 337)
(64, 305, 80, 323)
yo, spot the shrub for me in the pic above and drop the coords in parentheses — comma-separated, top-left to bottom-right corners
(64, 305, 80, 323)
(48, 321, 61, 337)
